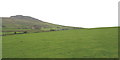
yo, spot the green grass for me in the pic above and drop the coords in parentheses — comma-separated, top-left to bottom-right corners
(2, 27, 118, 58)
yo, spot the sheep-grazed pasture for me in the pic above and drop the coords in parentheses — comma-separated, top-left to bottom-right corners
(2, 27, 118, 58)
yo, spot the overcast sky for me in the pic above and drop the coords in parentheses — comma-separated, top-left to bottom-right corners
(0, 0, 119, 28)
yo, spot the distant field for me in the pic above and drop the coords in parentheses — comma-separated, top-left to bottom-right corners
(2, 27, 118, 58)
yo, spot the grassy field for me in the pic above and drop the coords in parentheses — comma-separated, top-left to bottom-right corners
(2, 27, 118, 58)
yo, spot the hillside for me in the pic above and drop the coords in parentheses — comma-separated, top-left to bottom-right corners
(2, 27, 118, 58)
(2, 15, 81, 32)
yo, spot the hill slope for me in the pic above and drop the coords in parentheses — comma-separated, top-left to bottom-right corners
(3, 27, 118, 58)
(2, 15, 81, 32)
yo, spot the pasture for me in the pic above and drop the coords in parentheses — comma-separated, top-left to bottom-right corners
(2, 27, 118, 58)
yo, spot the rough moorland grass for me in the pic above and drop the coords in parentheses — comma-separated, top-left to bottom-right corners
(2, 27, 118, 58)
